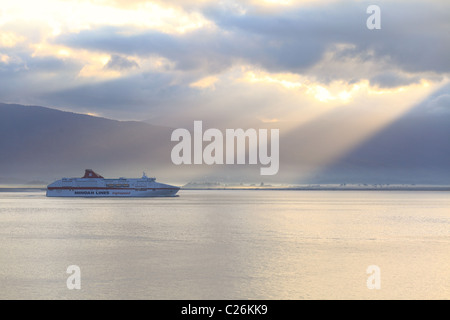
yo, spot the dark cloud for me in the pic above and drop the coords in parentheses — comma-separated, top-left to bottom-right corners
(0, 49, 82, 105)
(54, 23, 326, 73)
(53, 0, 450, 81)
(205, 0, 450, 75)
(104, 54, 139, 71)
(2, 0, 449, 122)
(55, 27, 243, 72)
(369, 71, 421, 88)
(38, 71, 183, 119)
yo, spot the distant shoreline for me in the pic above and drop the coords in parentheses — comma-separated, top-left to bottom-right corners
(0, 188, 47, 192)
(181, 186, 450, 191)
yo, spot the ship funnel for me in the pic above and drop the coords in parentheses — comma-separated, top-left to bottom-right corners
(83, 169, 104, 179)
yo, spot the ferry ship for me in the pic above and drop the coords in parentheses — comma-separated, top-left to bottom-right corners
(46, 169, 180, 197)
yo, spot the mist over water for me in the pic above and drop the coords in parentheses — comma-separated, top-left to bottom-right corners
(0, 190, 449, 299)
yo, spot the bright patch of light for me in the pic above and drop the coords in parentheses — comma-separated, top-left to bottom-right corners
(0, 53, 10, 63)
(309, 85, 333, 102)
(262, 0, 292, 5)
(190, 76, 219, 89)
(242, 69, 368, 104)
(57, 49, 71, 57)
(260, 118, 280, 123)
(244, 71, 302, 89)
(0, 31, 26, 47)
(0, 0, 212, 35)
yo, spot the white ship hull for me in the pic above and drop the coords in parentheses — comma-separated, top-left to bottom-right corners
(46, 188, 179, 197)
(46, 169, 180, 198)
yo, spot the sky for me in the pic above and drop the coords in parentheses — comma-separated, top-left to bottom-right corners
(1, 0, 449, 183)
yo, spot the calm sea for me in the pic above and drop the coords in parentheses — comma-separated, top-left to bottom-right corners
(0, 190, 449, 299)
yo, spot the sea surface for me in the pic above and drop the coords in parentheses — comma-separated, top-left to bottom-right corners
(0, 190, 449, 300)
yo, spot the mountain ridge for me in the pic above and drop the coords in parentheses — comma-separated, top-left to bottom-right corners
(1, 102, 449, 185)
(0, 102, 176, 182)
